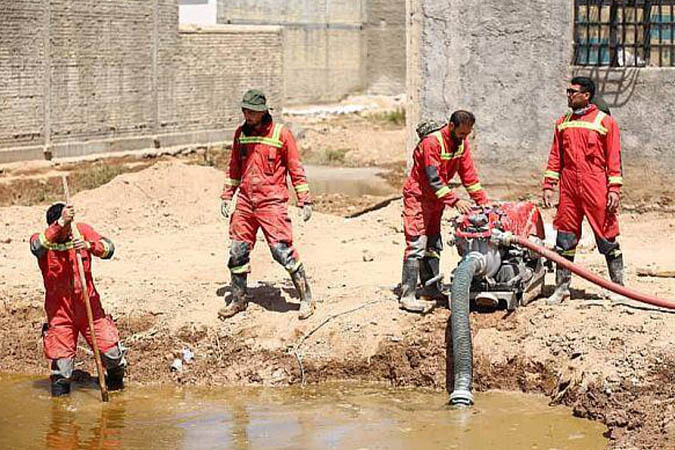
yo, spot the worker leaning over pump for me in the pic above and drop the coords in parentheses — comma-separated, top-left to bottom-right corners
(399, 110, 490, 313)
(30, 203, 127, 396)
(542, 76, 624, 304)
(218, 89, 315, 320)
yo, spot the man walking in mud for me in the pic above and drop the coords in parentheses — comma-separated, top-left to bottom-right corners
(400, 110, 490, 313)
(30, 202, 127, 396)
(542, 76, 624, 304)
(219, 89, 315, 320)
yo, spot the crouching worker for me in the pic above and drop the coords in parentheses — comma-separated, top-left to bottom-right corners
(30, 202, 127, 397)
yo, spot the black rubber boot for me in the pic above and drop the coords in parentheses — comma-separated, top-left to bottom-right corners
(419, 256, 446, 304)
(218, 273, 248, 319)
(606, 252, 624, 286)
(546, 266, 572, 305)
(291, 264, 315, 320)
(50, 375, 71, 397)
(399, 259, 431, 313)
(106, 366, 125, 391)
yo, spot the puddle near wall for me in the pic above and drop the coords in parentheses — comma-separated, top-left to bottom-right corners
(0, 374, 607, 450)
(303, 165, 399, 197)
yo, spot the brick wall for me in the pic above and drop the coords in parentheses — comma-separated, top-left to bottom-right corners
(0, 0, 284, 163)
(0, 0, 47, 160)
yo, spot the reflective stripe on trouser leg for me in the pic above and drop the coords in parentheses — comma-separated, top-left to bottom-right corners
(101, 343, 128, 370)
(228, 240, 251, 274)
(50, 358, 74, 379)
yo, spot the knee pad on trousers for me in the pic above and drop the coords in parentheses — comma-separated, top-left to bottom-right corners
(405, 235, 428, 260)
(556, 231, 578, 260)
(270, 243, 299, 272)
(50, 358, 74, 379)
(228, 240, 250, 270)
(101, 343, 128, 370)
(596, 237, 621, 257)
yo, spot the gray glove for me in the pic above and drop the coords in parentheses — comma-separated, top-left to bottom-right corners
(302, 204, 312, 222)
(220, 199, 230, 219)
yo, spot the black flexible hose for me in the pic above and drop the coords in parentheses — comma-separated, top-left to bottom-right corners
(449, 255, 482, 406)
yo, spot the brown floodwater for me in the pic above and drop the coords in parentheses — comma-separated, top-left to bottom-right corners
(304, 165, 398, 196)
(0, 373, 607, 449)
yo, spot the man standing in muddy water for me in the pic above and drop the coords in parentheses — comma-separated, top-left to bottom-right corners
(30, 202, 127, 396)
(400, 110, 490, 313)
(219, 89, 316, 320)
(542, 76, 624, 304)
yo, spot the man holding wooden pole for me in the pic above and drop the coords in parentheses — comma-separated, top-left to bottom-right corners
(30, 201, 127, 397)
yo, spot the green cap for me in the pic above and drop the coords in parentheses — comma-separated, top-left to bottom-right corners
(240, 89, 269, 112)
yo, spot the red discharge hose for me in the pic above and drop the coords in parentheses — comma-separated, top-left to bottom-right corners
(506, 234, 675, 310)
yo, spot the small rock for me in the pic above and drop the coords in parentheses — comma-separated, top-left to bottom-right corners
(182, 347, 194, 363)
(362, 251, 374, 262)
(544, 310, 554, 319)
(170, 358, 183, 371)
(1, 238, 11, 244)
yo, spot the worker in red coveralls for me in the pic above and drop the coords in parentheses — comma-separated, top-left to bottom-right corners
(400, 110, 490, 313)
(542, 76, 624, 304)
(30, 202, 126, 397)
(219, 89, 315, 320)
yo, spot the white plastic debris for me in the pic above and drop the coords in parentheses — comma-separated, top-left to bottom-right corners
(170, 358, 183, 372)
(181, 347, 194, 363)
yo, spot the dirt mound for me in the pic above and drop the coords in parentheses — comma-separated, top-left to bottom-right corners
(2, 160, 675, 449)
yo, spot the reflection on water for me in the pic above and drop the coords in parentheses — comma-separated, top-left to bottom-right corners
(303, 165, 398, 197)
(0, 374, 607, 450)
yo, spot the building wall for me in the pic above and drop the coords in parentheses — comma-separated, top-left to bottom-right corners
(0, 0, 47, 161)
(365, 0, 406, 95)
(217, 0, 406, 103)
(178, 0, 217, 25)
(218, 0, 367, 104)
(408, 0, 675, 176)
(0, 0, 283, 163)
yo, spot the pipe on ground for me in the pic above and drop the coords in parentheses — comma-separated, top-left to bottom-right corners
(498, 232, 675, 310)
(449, 254, 483, 406)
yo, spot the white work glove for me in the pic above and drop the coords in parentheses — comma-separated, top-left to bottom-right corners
(220, 199, 230, 219)
(302, 204, 312, 222)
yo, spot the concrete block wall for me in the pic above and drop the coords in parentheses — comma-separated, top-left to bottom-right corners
(0, 0, 284, 163)
(365, 0, 406, 95)
(407, 0, 675, 176)
(163, 25, 284, 144)
(217, 0, 406, 103)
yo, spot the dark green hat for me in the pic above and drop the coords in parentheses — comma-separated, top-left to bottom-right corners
(240, 89, 269, 112)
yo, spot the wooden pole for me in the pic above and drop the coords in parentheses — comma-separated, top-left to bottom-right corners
(62, 176, 109, 402)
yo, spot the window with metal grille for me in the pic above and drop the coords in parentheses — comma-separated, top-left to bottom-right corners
(574, 0, 675, 67)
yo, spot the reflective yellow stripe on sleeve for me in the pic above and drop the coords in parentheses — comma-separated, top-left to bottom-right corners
(465, 182, 482, 193)
(608, 176, 623, 185)
(225, 178, 241, 187)
(544, 170, 560, 180)
(294, 183, 310, 193)
(435, 186, 451, 198)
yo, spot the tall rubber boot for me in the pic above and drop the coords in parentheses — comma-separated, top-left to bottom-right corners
(399, 259, 431, 313)
(546, 265, 572, 305)
(218, 273, 248, 319)
(50, 375, 71, 397)
(106, 366, 125, 391)
(605, 251, 626, 302)
(606, 252, 624, 286)
(291, 265, 315, 320)
(419, 256, 447, 305)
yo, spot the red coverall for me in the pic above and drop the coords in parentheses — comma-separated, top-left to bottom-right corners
(543, 104, 622, 242)
(402, 125, 489, 260)
(30, 222, 119, 361)
(221, 118, 311, 273)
